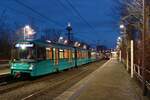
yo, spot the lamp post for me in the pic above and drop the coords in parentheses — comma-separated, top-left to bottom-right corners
(66, 22, 72, 44)
(120, 24, 128, 70)
(117, 36, 122, 62)
(120, 23, 134, 78)
(119, 24, 125, 63)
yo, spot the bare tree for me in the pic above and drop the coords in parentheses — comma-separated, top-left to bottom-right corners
(115, 0, 150, 88)
(0, 10, 19, 59)
(0, 9, 11, 59)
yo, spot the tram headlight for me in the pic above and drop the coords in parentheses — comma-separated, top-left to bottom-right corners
(29, 64, 34, 70)
(11, 66, 14, 69)
(11, 64, 14, 69)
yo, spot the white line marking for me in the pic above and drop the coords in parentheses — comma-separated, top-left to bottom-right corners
(54, 59, 112, 100)
(99, 59, 111, 69)
(0, 72, 10, 76)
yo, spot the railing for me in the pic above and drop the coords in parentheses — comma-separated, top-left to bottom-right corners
(134, 64, 143, 82)
(134, 64, 150, 90)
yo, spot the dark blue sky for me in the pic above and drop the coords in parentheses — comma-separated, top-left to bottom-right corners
(0, 0, 120, 48)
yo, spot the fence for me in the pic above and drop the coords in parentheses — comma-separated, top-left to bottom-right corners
(134, 64, 150, 90)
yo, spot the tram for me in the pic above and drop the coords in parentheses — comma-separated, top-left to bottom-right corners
(10, 40, 97, 77)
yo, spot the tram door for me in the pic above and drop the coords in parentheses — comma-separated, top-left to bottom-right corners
(53, 48, 59, 65)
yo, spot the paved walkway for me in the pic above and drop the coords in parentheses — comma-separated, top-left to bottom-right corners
(55, 58, 149, 100)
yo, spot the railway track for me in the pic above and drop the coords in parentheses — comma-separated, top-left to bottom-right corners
(0, 74, 13, 85)
(0, 74, 30, 94)
(0, 60, 107, 100)
(0, 71, 69, 95)
(0, 66, 86, 95)
(22, 68, 88, 100)
(22, 61, 106, 100)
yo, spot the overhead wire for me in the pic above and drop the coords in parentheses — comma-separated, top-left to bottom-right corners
(0, 4, 45, 23)
(56, 0, 99, 44)
(57, 0, 71, 21)
(5, 0, 115, 46)
(64, 0, 97, 33)
(13, 0, 63, 27)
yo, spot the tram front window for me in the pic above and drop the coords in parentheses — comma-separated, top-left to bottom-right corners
(12, 47, 36, 61)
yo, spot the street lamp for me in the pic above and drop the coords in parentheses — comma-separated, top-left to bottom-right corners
(64, 40, 68, 44)
(120, 24, 125, 29)
(78, 43, 81, 47)
(46, 40, 51, 43)
(117, 37, 122, 41)
(58, 36, 64, 43)
(74, 41, 78, 47)
(83, 45, 87, 49)
(59, 36, 63, 40)
(23, 25, 35, 40)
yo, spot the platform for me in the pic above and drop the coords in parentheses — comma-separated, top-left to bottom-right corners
(0, 64, 10, 75)
(55, 58, 149, 100)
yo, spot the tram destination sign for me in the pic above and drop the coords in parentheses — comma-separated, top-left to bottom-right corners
(15, 42, 34, 48)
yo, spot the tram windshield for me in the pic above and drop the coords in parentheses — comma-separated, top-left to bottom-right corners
(12, 43, 36, 62)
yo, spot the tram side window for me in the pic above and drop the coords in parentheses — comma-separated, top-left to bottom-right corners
(81, 51, 83, 58)
(77, 50, 81, 59)
(63, 49, 73, 61)
(91, 52, 96, 59)
(59, 49, 64, 59)
(86, 51, 88, 58)
(83, 52, 85, 58)
(83, 51, 87, 58)
(77, 51, 79, 59)
(49, 48, 53, 60)
(72, 51, 75, 59)
(88, 51, 91, 58)
(53, 48, 59, 65)
(82, 51, 84, 58)
(46, 48, 53, 60)
(46, 48, 49, 59)
(37, 47, 46, 60)
(64, 49, 68, 59)
(68, 49, 73, 62)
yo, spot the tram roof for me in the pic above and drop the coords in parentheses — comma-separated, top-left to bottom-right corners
(14, 39, 90, 51)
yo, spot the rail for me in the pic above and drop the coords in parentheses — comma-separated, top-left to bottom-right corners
(0, 64, 9, 67)
(0, 60, 10, 69)
(0, 60, 10, 63)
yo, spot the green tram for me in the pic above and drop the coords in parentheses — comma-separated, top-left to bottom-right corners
(10, 40, 97, 77)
